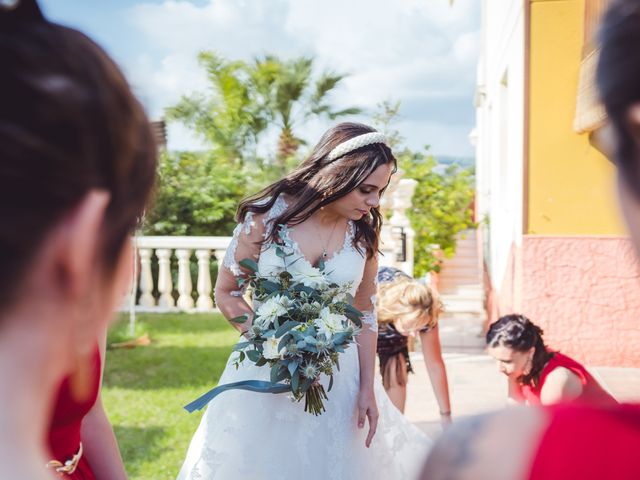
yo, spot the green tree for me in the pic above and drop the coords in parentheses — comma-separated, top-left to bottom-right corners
(165, 52, 268, 166)
(399, 149, 475, 276)
(166, 52, 360, 169)
(143, 150, 269, 236)
(373, 101, 475, 277)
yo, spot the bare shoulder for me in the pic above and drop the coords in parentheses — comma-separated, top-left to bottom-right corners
(540, 367, 583, 404)
(419, 407, 550, 480)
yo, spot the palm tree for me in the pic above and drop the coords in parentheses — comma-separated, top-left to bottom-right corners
(166, 51, 268, 165)
(252, 55, 362, 166)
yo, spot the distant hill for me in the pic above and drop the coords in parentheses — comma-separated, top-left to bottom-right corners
(434, 155, 475, 168)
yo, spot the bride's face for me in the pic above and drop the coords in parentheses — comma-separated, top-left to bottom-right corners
(325, 162, 394, 220)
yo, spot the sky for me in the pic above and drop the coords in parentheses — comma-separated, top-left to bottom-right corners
(40, 0, 480, 158)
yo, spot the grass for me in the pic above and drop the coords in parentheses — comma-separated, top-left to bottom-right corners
(103, 313, 238, 479)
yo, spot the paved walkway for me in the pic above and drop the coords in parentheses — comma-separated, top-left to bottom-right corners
(403, 346, 640, 438)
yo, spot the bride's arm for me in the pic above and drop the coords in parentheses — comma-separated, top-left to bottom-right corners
(214, 212, 265, 334)
(353, 253, 380, 448)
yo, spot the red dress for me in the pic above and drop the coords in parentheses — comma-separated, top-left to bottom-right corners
(47, 347, 101, 479)
(520, 352, 618, 406)
(529, 404, 640, 480)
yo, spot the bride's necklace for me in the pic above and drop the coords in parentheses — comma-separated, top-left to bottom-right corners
(313, 216, 341, 259)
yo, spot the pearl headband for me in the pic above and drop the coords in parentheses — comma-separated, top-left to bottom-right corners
(326, 132, 388, 161)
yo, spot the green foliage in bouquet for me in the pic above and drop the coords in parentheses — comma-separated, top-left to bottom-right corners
(232, 229, 363, 415)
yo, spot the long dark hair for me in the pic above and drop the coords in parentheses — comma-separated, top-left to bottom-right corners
(237, 122, 397, 259)
(596, 0, 640, 195)
(0, 0, 157, 307)
(486, 314, 554, 386)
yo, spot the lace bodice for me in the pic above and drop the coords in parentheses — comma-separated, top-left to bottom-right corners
(220, 195, 378, 331)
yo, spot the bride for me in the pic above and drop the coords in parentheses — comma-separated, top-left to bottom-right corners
(178, 122, 432, 479)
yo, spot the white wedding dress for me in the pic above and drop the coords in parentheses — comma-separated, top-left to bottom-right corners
(177, 196, 432, 480)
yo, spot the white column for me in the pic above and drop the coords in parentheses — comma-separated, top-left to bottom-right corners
(156, 248, 175, 308)
(138, 248, 155, 307)
(390, 178, 418, 276)
(196, 249, 214, 311)
(176, 249, 194, 310)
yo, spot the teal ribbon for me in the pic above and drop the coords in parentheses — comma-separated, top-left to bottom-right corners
(184, 380, 291, 413)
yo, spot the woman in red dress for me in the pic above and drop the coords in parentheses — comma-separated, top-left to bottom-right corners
(0, 0, 156, 478)
(486, 314, 617, 406)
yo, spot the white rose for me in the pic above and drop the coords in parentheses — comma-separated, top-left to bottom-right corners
(254, 295, 288, 326)
(263, 336, 284, 360)
(314, 307, 348, 339)
(290, 261, 327, 289)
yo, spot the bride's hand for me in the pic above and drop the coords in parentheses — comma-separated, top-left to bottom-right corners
(357, 387, 379, 448)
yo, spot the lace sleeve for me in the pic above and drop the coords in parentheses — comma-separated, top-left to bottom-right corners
(215, 211, 265, 301)
(216, 196, 288, 302)
(353, 253, 379, 333)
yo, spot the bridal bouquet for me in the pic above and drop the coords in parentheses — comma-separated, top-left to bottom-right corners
(231, 229, 363, 415)
(184, 227, 363, 416)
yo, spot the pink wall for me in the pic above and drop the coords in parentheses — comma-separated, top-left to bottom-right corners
(491, 236, 640, 367)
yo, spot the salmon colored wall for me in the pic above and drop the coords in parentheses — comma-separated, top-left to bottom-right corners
(528, 0, 623, 235)
(493, 236, 640, 367)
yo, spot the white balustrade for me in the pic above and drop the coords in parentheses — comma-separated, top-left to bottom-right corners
(126, 236, 232, 313)
(138, 248, 155, 307)
(196, 249, 214, 311)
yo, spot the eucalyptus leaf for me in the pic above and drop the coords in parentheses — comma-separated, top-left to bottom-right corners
(261, 280, 281, 294)
(246, 349, 261, 362)
(291, 370, 300, 394)
(230, 314, 248, 324)
(239, 258, 259, 273)
(278, 334, 292, 351)
(255, 357, 268, 367)
(270, 363, 280, 383)
(287, 361, 299, 376)
(233, 341, 251, 351)
(275, 320, 298, 338)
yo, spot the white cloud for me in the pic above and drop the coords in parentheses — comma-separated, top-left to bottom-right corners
(126, 0, 480, 157)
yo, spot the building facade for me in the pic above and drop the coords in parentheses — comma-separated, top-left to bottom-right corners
(476, 0, 640, 367)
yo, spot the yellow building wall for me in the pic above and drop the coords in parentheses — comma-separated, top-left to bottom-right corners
(528, 0, 624, 234)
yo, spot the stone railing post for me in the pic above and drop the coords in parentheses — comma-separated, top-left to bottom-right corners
(196, 249, 214, 311)
(176, 249, 194, 310)
(156, 248, 175, 308)
(138, 248, 155, 307)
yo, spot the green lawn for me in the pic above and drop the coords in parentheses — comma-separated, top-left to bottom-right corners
(103, 313, 238, 480)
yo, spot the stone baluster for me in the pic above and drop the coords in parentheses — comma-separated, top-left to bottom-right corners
(213, 250, 227, 305)
(196, 249, 214, 311)
(156, 248, 175, 308)
(176, 249, 194, 310)
(138, 248, 155, 307)
(390, 179, 418, 276)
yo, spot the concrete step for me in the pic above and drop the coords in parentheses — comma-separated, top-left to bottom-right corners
(439, 269, 482, 278)
(440, 287, 483, 299)
(440, 316, 485, 327)
(438, 276, 483, 288)
(442, 256, 479, 266)
(450, 246, 478, 256)
(439, 284, 484, 295)
(439, 281, 484, 292)
(441, 299, 484, 314)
